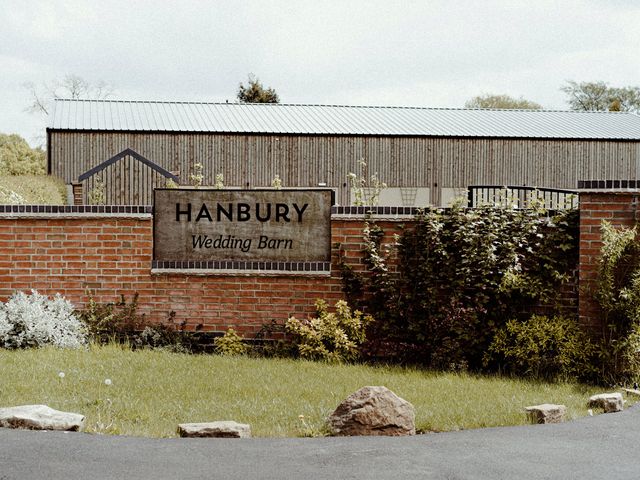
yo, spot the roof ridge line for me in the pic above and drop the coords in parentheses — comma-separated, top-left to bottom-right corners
(51, 98, 637, 115)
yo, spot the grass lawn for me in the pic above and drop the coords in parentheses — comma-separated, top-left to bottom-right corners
(0, 344, 627, 438)
(0, 175, 67, 204)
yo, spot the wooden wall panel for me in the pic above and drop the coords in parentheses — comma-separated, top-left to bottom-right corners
(50, 131, 640, 206)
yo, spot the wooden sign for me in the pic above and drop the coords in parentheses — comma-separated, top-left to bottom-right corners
(153, 189, 332, 263)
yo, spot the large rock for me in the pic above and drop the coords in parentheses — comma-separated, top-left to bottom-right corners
(0, 405, 85, 431)
(178, 421, 251, 438)
(588, 393, 623, 413)
(525, 404, 566, 424)
(328, 386, 415, 436)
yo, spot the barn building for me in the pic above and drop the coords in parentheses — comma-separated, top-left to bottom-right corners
(47, 99, 640, 206)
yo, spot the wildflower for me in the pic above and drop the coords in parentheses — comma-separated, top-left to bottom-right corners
(104, 378, 112, 386)
(58, 372, 65, 379)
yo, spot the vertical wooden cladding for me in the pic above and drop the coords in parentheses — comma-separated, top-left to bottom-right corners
(49, 131, 640, 206)
(81, 155, 168, 205)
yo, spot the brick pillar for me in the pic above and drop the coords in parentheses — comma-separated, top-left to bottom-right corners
(578, 191, 639, 333)
(72, 183, 83, 205)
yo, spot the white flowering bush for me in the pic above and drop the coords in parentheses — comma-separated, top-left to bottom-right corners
(0, 290, 87, 349)
(0, 308, 11, 339)
(0, 186, 26, 204)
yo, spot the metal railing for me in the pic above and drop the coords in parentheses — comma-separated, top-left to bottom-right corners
(467, 185, 578, 210)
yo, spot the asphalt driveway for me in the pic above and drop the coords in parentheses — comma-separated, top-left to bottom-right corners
(1, 403, 638, 480)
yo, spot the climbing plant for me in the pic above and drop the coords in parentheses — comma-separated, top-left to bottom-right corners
(594, 221, 640, 382)
(345, 203, 579, 369)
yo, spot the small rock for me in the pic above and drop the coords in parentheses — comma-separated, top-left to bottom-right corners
(525, 404, 566, 424)
(0, 405, 85, 431)
(178, 421, 251, 438)
(588, 393, 623, 413)
(328, 386, 415, 436)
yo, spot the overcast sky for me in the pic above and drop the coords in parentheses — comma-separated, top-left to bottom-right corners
(1, 0, 639, 146)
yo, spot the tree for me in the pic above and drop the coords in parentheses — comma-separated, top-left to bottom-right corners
(0, 133, 46, 175)
(560, 80, 640, 113)
(464, 94, 542, 110)
(24, 74, 115, 116)
(237, 74, 280, 103)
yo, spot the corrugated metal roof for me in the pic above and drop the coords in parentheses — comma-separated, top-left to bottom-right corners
(48, 99, 640, 140)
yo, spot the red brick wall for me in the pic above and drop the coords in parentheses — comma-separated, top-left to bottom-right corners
(1, 204, 593, 336)
(578, 191, 640, 332)
(0, 214, 402, 336)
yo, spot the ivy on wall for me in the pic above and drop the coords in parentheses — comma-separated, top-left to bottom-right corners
(344, 204, 579, 369)
(594, 221, 640, 382)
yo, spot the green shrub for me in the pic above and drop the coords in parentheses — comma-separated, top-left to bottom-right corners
(214, 328, 248, 356)
(251, 320, 297, 358)
(0, 175, 67, 204)
(0, 133, 45, 175)
(485, 314, 596, 380)
(619, 322, 640, 379)
(77, 293, 146, 342)
(134, 312, 197, 353)
(76, 293, 197, 351)
(285, 300, 373, 363)
(346, 203, 579, 369)
(593, 221, 640, 382)
(87, 177, 106, 205)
